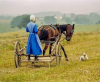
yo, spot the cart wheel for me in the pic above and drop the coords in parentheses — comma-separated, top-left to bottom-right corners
(14, 41, 21, 68)
(56, 43, 62, 64)
(14, 53, 21, 68)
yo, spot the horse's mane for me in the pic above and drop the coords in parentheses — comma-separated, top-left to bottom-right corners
(59, 24, 70, 31)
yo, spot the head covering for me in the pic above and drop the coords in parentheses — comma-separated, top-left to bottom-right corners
(30, 15, 35, 21)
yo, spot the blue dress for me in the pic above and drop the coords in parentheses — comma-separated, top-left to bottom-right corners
(26, 22, 42, 55)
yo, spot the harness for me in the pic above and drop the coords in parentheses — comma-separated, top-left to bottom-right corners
(39, 25, 60, 41)
(49, 25, 56, 30)
(59, 25, 74, 37)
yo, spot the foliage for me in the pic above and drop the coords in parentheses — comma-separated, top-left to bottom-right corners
(11, 15, 30, 29)
(66, 17, 72, 24)
(10, 12, 100, 29)
(11, 15, 23, 28)
(44, 16, 57, 24)
(62, 14, 72, 24)
(18, 15, 30, 29)
(89, 12, 100, 24)
(97, 20, 100, 24)
(70, 13, 76, 20)
(62, 14, 66, 21)
(73, 13, 100, 24)
(74, 16, 90, 24)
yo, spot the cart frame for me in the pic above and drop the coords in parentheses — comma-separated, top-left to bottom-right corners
(14, 35, 63, 68)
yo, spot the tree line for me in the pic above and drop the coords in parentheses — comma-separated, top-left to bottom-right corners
(10, 15, 57, 29)
(10, 13, 100, 29)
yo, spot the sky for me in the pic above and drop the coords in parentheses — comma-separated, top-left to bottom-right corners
(0, 0, 100, 15)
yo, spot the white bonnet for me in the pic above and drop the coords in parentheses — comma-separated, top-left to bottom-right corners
(30, 15, 35, 21)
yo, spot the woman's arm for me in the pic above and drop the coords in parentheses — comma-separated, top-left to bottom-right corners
(26, 27, 29, 32)
(33, 25, 38, 34)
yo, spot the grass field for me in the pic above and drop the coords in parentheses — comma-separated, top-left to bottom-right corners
(0, 22, 24, 33)
(75, 24, 100, 33)
(0, 20, 100, 82)
(0, 26, 100, 82)
(0, 20, 100, 33)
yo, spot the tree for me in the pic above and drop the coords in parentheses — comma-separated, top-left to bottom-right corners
(11, 15, 30, 29)
(62, 14, 72, 24)
(11, 15, 23, 27)
(19, 15, 30, 28)
(44, 16, 57, 24)
(62, 14, 66, 22)
(74, 16, 90, 24)
(70, 13, 76, 20)
(97, 21, 100, 24)
(66, 17, 72, 24)
(89, 13, 100, 23)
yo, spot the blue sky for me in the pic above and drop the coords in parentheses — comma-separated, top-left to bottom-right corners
(0, 0, 100, 15)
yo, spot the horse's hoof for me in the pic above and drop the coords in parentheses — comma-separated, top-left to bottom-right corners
(66, 58, 68, 61)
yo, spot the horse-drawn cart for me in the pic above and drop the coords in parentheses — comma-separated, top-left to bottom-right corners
(14, 35, 63, 68)
(14, 24, 75, 68)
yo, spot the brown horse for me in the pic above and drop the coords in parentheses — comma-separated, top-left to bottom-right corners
(38, 24, 75, 61)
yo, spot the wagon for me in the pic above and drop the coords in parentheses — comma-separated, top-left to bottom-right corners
(14, 35, 64, 68)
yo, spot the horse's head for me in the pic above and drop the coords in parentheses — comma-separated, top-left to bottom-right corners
(61, 24, 74, 41)
(65, 24, 75, 41)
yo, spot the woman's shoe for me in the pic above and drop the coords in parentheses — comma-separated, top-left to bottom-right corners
(34, 56, 38, 61)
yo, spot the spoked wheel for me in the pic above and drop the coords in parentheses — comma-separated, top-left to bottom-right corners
(14, 41, 21, 68)
(56, 42, 62, 64)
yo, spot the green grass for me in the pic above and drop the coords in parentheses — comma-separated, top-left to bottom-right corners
(0, 20, 100, 81)
(0, 19, 100, 33)
(0, 22, 24, 33)
(0, 30, 100, 82)
(74, 24, 100, 33)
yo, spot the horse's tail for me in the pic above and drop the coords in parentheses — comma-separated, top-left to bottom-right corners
(39, 30, 48, 40)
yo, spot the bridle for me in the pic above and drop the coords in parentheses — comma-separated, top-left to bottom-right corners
(60, 25, 74, 37)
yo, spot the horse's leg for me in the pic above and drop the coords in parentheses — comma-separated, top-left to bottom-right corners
(43, 44, 49, 56)
(60, 45, 68, 61)
(49, 43, 53, 55)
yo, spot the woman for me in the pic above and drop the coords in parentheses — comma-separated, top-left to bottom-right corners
(26, 15, 42, 60)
